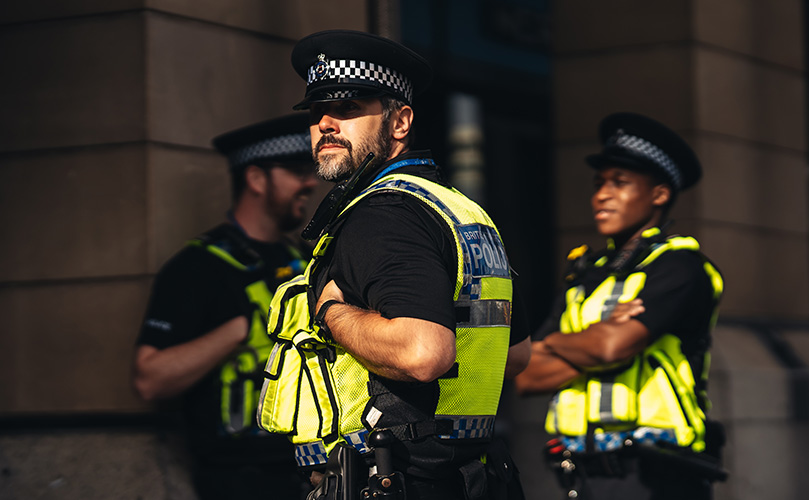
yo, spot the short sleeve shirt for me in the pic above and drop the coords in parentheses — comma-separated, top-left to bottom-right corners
(535, 245, 717, 360)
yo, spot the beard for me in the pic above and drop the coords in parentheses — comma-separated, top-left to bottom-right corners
(313, 117, 393, 182)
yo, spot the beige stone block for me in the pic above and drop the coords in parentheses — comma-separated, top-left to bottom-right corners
(553, 0, 690, 53)
(554, 47, 693, 141)
(0, 1, 142, 24)
(695, 222, 809, 320)
(145, 12, 307, 149)
(692, 135, 809, 234)
(0, 145, 148, 282)
(147, 145, 231, 272)
(694, 0, 804, 71)
(0, 279, 152, 414)
(0, 13, 146, 152)
(695, 48, 806, 152)
(146, 0, 367, 40)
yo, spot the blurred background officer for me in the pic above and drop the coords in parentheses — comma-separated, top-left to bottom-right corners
(260, 30, 530, 500)
(132, 113, 317, 500)
(514, 113, 725, 500)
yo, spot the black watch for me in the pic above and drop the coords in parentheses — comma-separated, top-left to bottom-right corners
(314, 299, 342, 341)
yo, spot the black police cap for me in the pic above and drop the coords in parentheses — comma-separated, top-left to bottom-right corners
(586, 112, 702, 192)
(212, 113, 311, 170)
(291, 30, 433, 110)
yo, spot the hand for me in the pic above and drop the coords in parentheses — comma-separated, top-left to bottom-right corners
(608, 299, 644, 323)
(316, 280, 345, 311)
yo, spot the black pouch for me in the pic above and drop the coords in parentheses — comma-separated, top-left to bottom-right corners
(704, 419, 726, 462)
(482, 439, 526, 500)
(307, 443, 365, 500)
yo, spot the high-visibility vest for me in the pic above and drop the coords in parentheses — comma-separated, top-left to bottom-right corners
(258, 173, 513, 466)
(546, 230, 723, 452)
(188, 226, 307, 435)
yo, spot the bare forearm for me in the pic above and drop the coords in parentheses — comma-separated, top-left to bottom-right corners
(133, 316, 248, 400)
(504, 337, 531, 379)
(513, 340, 581, 394)
(544, 319, 649, 368)
(325, 302, 456, 382)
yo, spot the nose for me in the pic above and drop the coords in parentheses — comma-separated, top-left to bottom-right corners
(592, 183, 611, 205)
(315, 110, 338, 135)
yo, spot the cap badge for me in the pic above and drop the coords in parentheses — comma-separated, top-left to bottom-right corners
(314, 53, 329, 80)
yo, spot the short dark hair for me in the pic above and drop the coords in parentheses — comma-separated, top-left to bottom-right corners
(230, 164, 263, 202)
(380, 96, 412, 147)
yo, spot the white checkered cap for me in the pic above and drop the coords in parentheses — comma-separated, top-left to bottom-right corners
(307, 58, 414, 104)
(227, 132, 311, 169)
(607, 132, 683, 190)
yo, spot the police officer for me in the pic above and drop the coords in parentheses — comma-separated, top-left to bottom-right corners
(257, 30, 530, 500)
(514, 113, 725, 499)
(133, 114, 317, 500)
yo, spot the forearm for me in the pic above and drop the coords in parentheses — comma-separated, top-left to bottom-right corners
(504, 337, 531, 379)
(544, 319, 649, 368)
(513, 340, 581, 394)
(133, 315, 248, 400)
(324, 302, 456, 382)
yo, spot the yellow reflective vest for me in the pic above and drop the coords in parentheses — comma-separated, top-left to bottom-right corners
(545, 229, 723, 452)
(258, 173, 513, 467)
(188, 228, 307, 435)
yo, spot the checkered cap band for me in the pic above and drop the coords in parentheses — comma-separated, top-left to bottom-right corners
(607, 132, 682, 189)
(307, 59, 414, 104)
(227, 132, 310, 169)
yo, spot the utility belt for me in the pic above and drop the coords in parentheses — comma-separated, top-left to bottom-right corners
(296, 415, 495, 468)
(545, 436, 728, 486)
(307, 428, 524, 500)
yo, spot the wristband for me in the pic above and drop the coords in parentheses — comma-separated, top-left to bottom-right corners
(314, 299, 342, 341)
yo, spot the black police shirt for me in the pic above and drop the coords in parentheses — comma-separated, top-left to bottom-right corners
(535, 246, 716, 369)
(137, 232, 306, 462)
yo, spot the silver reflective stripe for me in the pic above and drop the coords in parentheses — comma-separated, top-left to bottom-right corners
(456, 300, 511, 327)
(601, 279, 625, 320)
(599, 374, 616, 423)
(597, 279, 625, 423)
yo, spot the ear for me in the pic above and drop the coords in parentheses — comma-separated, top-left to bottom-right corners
(244, 165, 268, 196)
(652, 184, 671, 207)
(391, 105, 414, 141)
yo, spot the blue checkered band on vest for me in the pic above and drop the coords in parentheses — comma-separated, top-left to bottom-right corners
(294, 430, 370, 467)
(292, 416, 494, 467)
(607, 132, 682, 189)
(227, 132, 310, 169)
(560, 427, 679, 453)
(437, 415, 495, 439)
(307, 58, 414, 104)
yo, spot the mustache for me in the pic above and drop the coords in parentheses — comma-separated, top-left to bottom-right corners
(315, 135, 352, 154)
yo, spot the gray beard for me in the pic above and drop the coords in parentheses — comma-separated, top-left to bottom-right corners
(314, 119, 393, 182)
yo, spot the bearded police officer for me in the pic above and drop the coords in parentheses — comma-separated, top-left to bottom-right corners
(515, 113, 726, 500)
(133, 114, 317, 500)
(256, 30, 530, 500)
